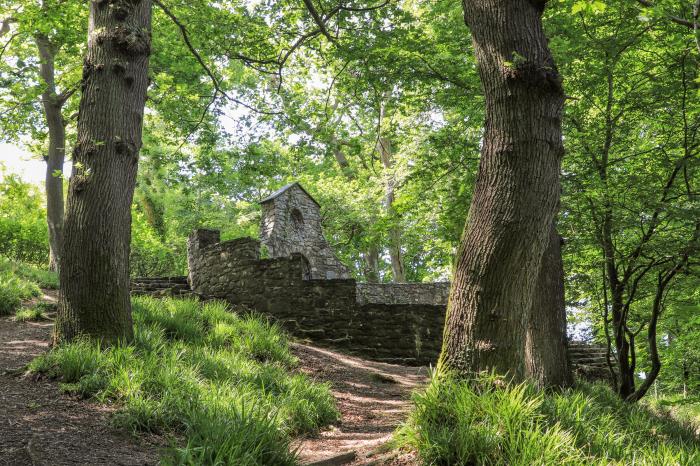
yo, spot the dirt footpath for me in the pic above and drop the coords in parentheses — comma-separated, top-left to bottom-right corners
(0, 291, 426, 466)
(0, 292, 161, 466)
(293, 344, 427, 465)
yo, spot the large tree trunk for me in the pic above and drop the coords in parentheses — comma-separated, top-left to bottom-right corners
(36, 35, 66, 272)
(525, 225, 572, 388)
(54, 0, 152, 344)
(377, 135, 406, 283)
(438, 0, 565, 379)
(362, 244, 380, 283)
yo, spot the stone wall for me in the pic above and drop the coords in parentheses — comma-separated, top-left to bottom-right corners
(131, 276, 192, 297)
(146, 229, 591, 372)
(356, 282, 451, 305)
(187, 228, 445, 365)
(187, 234, 261, 292)
(187, 228, 221, 287)
(259, 183, 350, 280)
(352, 303, 445, 364)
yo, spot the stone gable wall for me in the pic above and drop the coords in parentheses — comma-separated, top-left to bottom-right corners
(259, 184, 350, 280)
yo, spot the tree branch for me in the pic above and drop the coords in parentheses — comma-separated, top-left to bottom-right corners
(338, 0, 389, 12)
(0, 31, 16, 60)
(153, 0, 281, 115)
(57, 80, 80, 105)
(302, 0, 338, 43)
(633, 0, 694, 28)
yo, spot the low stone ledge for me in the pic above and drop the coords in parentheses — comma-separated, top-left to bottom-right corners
(356, 282, 450, 306)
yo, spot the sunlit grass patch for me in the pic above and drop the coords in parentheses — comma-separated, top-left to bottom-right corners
(14, 304, 49, 322)
(397, 372, 700, 465)
(29, 296, 338, 465)
(0, 256, 58, 289)
(0, 257, 56, 316)
(648, 395, 700, 439)
(0, 272, 41, 316)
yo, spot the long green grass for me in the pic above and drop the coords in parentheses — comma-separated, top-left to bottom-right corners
(0, 256, 56, 316)
(0, 271, 41, 315)
(0, 256, 58, 289)
(29, 297, 339, 465)
(396, 372, 700, 465)
(14, 304, 49, 322)
(649, 395, 700, 437)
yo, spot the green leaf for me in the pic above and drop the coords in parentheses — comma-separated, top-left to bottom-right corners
(591, 1, 606, 12)
(572, 1, 588, 14)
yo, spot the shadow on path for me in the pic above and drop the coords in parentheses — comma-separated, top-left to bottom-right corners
(0, 294, 162, 466)
(292, 343, 427, 465)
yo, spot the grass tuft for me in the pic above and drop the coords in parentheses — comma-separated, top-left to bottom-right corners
(0, 256, 58, 289)
(0, 272, 41, 315)
(396, 372, 700, 465)
(14, 304, 49, 322)
(0, 257, 55, 316)
(29, 296, 338, 465)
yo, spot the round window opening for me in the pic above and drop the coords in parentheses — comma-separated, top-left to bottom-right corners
(291, 208, 304, 232)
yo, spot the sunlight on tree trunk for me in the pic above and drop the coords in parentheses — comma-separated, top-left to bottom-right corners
(438, 0, 565, 380)
(55, 0, 152, 344)
(362, 244, 380, 283)
(36, 35, 66, 272)
(525, 225, 572, 388)
(377, 135, 406, 283)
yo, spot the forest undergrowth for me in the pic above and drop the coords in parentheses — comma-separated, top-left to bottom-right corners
(396, 373, 700, 465)
(27, 296, 339, 465)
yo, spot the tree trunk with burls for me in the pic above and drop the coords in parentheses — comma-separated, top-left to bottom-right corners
(54, 0, 152, 344)
(525, 225, 572, 388)
(36, 35, 66, 272)
(439, 0, 565, 380)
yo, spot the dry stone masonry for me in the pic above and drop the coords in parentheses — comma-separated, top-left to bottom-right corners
(134, 182, 595, 370)
(186, 230, 445, 364)
(259, 183, 350, 280)
(356, 283, 451, 306)
(177, 182, 447, 364)
(131, 276, 192, 297)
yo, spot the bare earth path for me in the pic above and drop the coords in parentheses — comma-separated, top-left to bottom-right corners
(292, 344, 427, 465)
(0, 291, 425, 465)
(0, 292, 161, 466)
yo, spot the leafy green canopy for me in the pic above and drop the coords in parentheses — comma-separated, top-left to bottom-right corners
(0, 169, 48, 263)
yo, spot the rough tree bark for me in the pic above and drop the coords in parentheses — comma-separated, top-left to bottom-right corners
(36, 35, 66, 272)
(362, 244, 380, 283)
(525, 225, 572, 388)
(438, 0, 565, 380)
(376, 135, 406, 283)
(54, 0, 152, 344)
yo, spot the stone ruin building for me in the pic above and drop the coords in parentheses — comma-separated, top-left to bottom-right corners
(134, 182, 604, 374)
(181, 182, 449, 365)
(259, 183, 350, 280)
